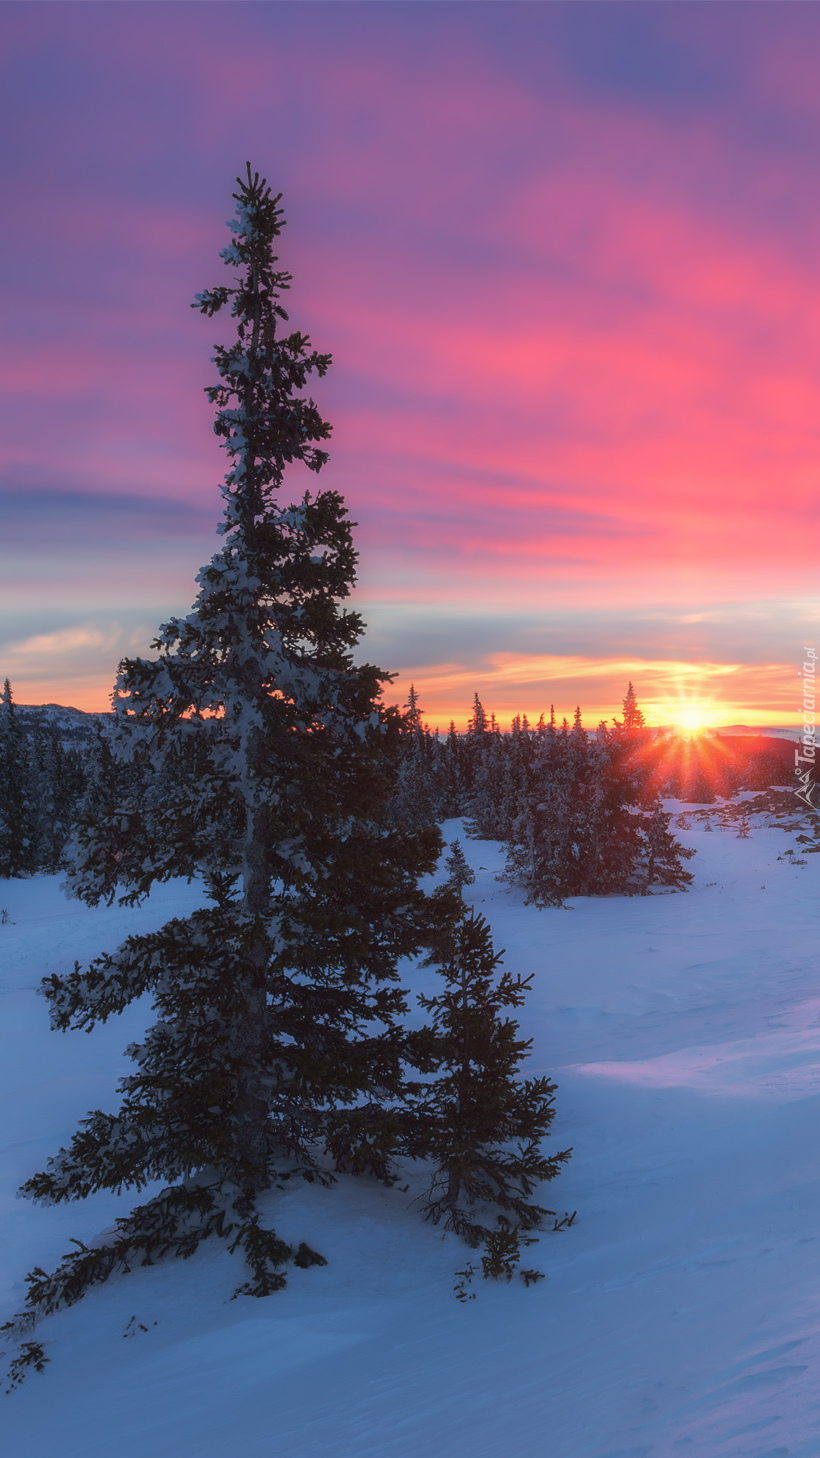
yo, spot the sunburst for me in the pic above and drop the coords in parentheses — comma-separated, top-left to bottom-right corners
(676, 705, 709, 736)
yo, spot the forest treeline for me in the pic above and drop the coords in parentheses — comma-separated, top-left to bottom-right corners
(0, 681, 88, 878)
(390, 684, 793, 904)
(0, 676, 790, 896)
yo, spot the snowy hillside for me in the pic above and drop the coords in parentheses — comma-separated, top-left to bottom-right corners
(14, 704, 105, 747)
(3, 801, 820, 1456)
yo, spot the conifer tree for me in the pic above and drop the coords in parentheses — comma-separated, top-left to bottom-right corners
(28, 718, 59, 874)
(390, 686, 437, 830)
(443, 839, 474, 901)
(6, 167, 444, 1340)
(0, 680, 35, 878)
(467, 727, 507, 839)
(28, 718, 86, 873)
(468, 694, 487, 739)
(439, 720, 464, 816)
(461, 693, 487, 799)
(643, 798, 695, 889)
(404, 683, 423, 734)
(413, 909, 572, 1261)
(619, 681, 647, 734)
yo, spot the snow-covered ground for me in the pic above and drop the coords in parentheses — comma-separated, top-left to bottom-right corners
(2, 804, 820, 1456)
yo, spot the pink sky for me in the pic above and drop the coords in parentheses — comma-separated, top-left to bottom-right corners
(1, 3, 818, 727)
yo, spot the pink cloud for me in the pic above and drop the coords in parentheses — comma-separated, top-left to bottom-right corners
(4, 6, 820, 717)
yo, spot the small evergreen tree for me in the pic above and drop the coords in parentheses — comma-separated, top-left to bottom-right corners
(438, 720, 464, 816)
(643, 798, 695, 889)
(5, 167, 445, 1347)
(27, 719, 56, 873)
(404, 683, 423, 734)
(466, 726, 507, 839)
(0, 680, 35, 878)
(468, 693, 487, 739)
(28, 718, 87, 873)
(389, 686, 437, 831)
(461, 693, 487, 799)
(413, 910, 572, 1265)
(619, 681, 647, 734)
(443, 839, 474, 901)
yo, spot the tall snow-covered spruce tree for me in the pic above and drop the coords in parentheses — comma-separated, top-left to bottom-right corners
(6, 166, 447, 1332)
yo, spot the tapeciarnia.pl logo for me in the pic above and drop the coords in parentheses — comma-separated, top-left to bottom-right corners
(795, 644, 816, 809)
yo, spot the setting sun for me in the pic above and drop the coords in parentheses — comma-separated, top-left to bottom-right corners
(676, 706, 710, 735)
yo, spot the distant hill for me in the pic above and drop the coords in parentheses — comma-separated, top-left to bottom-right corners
(711, 725, 802, 742)
(15, 702, 109, 746)
(656, 725, 801, 742)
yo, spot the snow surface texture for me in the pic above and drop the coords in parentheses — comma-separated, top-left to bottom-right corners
(2, 806, 820, 1456)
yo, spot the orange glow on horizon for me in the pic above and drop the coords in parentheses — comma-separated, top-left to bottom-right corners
(15, 676, 796, 730)
(673, 708, 709, 737)
(388, 655, 800, 734)
(6, 650, 802, 734)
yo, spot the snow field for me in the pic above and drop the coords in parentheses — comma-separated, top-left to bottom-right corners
(2, 806, 820, 1456)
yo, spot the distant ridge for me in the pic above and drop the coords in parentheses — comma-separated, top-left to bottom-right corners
(18, 703, 100, 718)
(15, 702, 109, 745)
(657, 725, 801, 742)
(711, 725, 800, 739)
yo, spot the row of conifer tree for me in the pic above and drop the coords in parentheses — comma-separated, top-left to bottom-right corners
(2, 670, 697, 907)
(391, 684, 696, 903)
(0, 682, 88, 879)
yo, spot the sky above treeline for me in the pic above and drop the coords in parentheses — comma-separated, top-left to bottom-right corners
(2, 1, 818, 729)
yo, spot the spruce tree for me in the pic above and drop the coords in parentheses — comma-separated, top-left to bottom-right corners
(439, 720, 464, 816)
(619, 681, 647, 734)
(28, 717, 59, 874)
(502, 711, 694, 902)
(6, 166, 444, 1341)
(467, 727, 507, 839)
(389, 686, 437, 830)
(413, 909, 572, 1267)
(461, 693, 487, 799)
(28, 717, 86, 874)
(0, 680, 35, 878)
(443, 839, 474, 900)
(468, 693, 487, 739)
(404, 683, 423, 734)
(643, 798, 695, 889)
